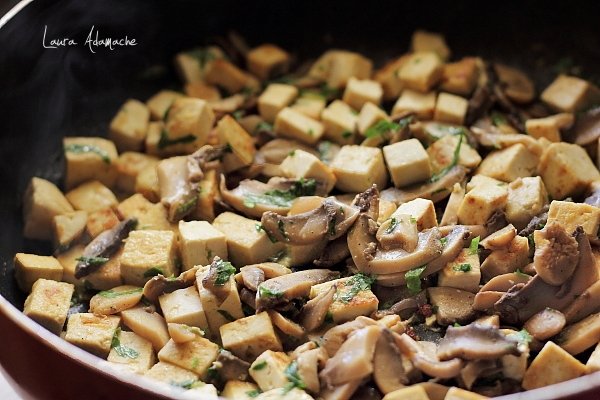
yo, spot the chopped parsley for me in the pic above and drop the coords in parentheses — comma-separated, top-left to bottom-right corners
(288, 150, 296, 157)
(453, 263, 472, 272)
(214, 259, 236, 285)
(515, 268, 531, 278)
(143, 267, 164, 278)
(191, 357, 200, 370)
(364, 116, 413, 139)
(170, 379, 202, 390)
(440, 237, 448, 246)
(176, 196, 198, 216)
(385, 217, 399, 234)
(469, 236, 480, 255)
(186, 48, 217, 68)
(252, 361, 268, 371)
(243, 178, 317, 208)
(317, 141, 333, 162)
(98, 288, 142, 298)
(405, 265, 427, 294)
(307, 128, 315, 136)
(318, 84, 341, 99)
(64, 144, 111, 164)
(511, 329, 533, 345)
(258, 285, 283, 299)
(76, 256, 109, 268)
(158, 129, 196, 149)
(324, 311, 334, 323)
(283, 361, 306, 393)
(255, 223, 278, 243)
(217, 309, 236, 322)
(254, 121, 274, 134)
(429, 130, 463, 183)
(341, 131, 352, 139)
(491, 112, 507, 127)
(335, 273, 376, 303)
(232, 110, 244, 120)
(246, 389, 261, 398)
(409, 216, 417, 224)
(111, 328, 139, 359)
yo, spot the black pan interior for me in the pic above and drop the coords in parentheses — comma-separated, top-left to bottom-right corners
(1, 0, 599, 308)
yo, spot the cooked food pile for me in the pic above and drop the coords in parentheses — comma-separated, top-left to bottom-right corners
(14, 30, 600, 399)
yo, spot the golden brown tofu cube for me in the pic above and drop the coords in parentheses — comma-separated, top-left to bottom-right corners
(398, 52, 443, 93)
(157, 337, 219, 377)
(14, 253, 63, 293)
(23, 279, 74, 334)
(145, 361, 199, 385)
(411, 30, 451, 61)
(434, 92, 469, 125)
(56, 245, 122, 290)
(163, 97, 215, 151)
(185, 82, 221, 101)
(547, 200, 600, 237)
(121, 306, 170, 352)
(178, 220, 228, 270)
(480, 235, 529, 280)
(321, 100, 358, 145)
(135, 165, 160, 203)
(457, 182, 508, 225)
(204, 59, 260, 94)
(280, 149, 337, 194)
(374, 54, 411, 101)
(247, 44, 291, 81)
(476, 144, 538, 183)
(505, 177, 548, 231)
(120, 230, 178, 286)
(115, 152, 158, 194)
(146, 90, 184, 120)
(258, 84, 298, 123)
(159, 287, 209, 331)
(65, 313, 121, 358)
(393, 198, 437, 231)
(66, 180, 118, 213)
(427, 134, 482, 174)
(440, 57, 479, 96)
(438, 249, 481, 293)
(52, 210, 88, 248)
(331, 145, 388, 193)
(86, 207, 120, 238)
(357, 102, 388, 136)
(109, 99, 150, 152)
(217, 115, 257, 172)
(541, 74, 600, 112)
(291, 95, 326, 121)
(220, 312, 283, 361)
(63, 137, 118, 190)
(23, 177, 74, 241)
(392, 89, 436, 119)
(309, 50, 373, 89)
(525, 113, 574, 143)
(522, 341, 587, 390)
(174, 46, 225, 84)
(117, 193, 172, 231)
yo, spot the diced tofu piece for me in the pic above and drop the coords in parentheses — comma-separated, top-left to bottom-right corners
(291, 95, 326, 121)
(440, 57, 479, 96)
(185, 82, 221, 101)
(52, 210, 88, 248)
(522, 341, 587, 390)
(66, 180, 118, 213)
(480, 224, 517, 250)
(539, 142, 600, 199)
(204, 59, 259, 94)
(505, 176, 548, 231)
(120, 230, 178, 286)
(115, 152, 158, 194)
(398, 52, 443, 93)
(321, 100, 358, 145)
(392, 198, 437, 231)
(159, 287, 209, 331)
(444, 387, 488, 400)
(434, 92, 469, 125)
(526, 113, 574, 142)
(378, 199, 397, 224)
(466, 174, 504, 191)
(342, 77, 383, 110)
(327, 278, 379, 323)
(541, 75, 600, 112)
(383, 138, 432, 188)
(457, 182, 508, 225)
(309, 50, 373, 89)
(186, 383, 219, 399)
(587, 342, 600, 372)
(117, 194, 172, 231)
(212, 212, 284, 266)
(374, 54, 411, 100)
(23, 177, 74, 240)
(217, 115, 257, 172)
(174, 46, 225, 84)
(256, 388, 314, 400)
(121, 306, 170, 352)
(146, 90, 184, 120)
(427, 134, 481, 173)
(135, 165, 160, 203)
(23, 279, 74, 334)
(357, 102, 388, 136)
(391, 89, 436, 119)
(192, 169, 220, 222)
(144, 361, 199, 385)
(146, 121, 196, 157)
(331, 145, 388, 192)
(178, 220, 227, 270)
(107, 331, 156, 373)
(382, 385, 430, 400)
(480, 235, 529, 280)
(56, 245, 122, 290)
(258, 84, 298, 123)
(547, 200, 600, 237)
(248, 350, 291, 391)
(220, 312, 283, 361)
(63, 137, 118, 190)
(109, 99, 150, 152)
(438, 248, 481, 293)
(280, 149, 337, 193)
(86, 207, 120, 238)
(89, 285, 142, 316)
(14, 253, 63, 293)
(247, 44, 291, 80)
(428, 287, 476, 325)
(412, 30, 450, 61)
(274, 107, 324, 145)
(222, 380, 260, 400)
(476, 144, 538, 183)
(65, 313, 121, 358)
(157, 337, 219, 377)
(164, 97, 215, 150)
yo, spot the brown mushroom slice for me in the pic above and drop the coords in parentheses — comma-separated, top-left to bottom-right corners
(267, 310, 305, 338)
(572, 106, 600, 146)
(320, 325, 382, 386)
(518, 208, 549, 237)
(347, 214, 378, 271)
(300, 285, 336, 332)
(422, 225, 471, 277)
(202, 256, 235, 301)
(493, 63, 535, 104)
(556, 312, 600, 355)
(157, 156, 199, 222)
(380, 165, 467, 205)
(473, 291, 504, 311)
(428, 287, 477, 326)
(412, 382, 450, 400)
(320, 379, 363, 400)
(239, 288, 257, 310)
(480, 224, 516, 250)
(375, 298, 419, 319)
(238, 266, 265, 292)
(438, 324, 521, 361)
(215, 349, 251, 381)
(524, 308, 566, 341)
(258, 138, 319, 164)
(239, 262, 292, 281)
(376, 214, 419, 251)
(255, 269, 340, 310)
(261, 198, 359, 245)
(142, 265, 199, 303)
(440, 183, 465, 226)
(563, 280, 600, 324)
(533, 222, 579, 286)
(460, 359, 501, 390)
(373, 329, 409, 394)
(321, 316, 379, 357)
(295, 347, 328, 394)
(314, 236, 351, 267)
(480, 272, 532, 292)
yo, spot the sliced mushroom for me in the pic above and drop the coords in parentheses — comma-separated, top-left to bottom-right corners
(375, 298, 419, 319)
(74, 218, 137, 279)
(347, 214, 379, 271)
(157, 156, 200, 222)
(518, 207, 549, 237)
(556, 312, 600, 355)
(459, 359, 501, 390)
(314, 236, 350, 267)
(584, 181, 600, 208)
(533, 222, 579, 285)
(215, 349, 250, 381)
(239, 287, 257, 310)
(572, 106, 600, 146)
(438, 324, 521, 360)
(473, 291, 505, 312)
(471, 127, 543, 156)
(351, 184, 380, 220)
(376, 214, 419, 251)
(493, 64, 535, 104)
(480, 224, 516, 250)
(258, 138, 319, 164)
(267, 310, 305, 338)
(440, 183, 465, 226)
(320, 379, 363, 400)
(142, 265, 198, 303)
(295, 347, 328, 394)
(428, 287, 477, 326)
(300, 285, 336, 332)
(480, 272, 532, 292)
(239, 266, 265, 292)
(563, 280, 600, 323)
(421, 225, 471, 278)
(202, 256, 234, 301)
(261, 198, 359, 245)
(380, 165, 467, 205)
(524, 308, 566, 341)
(373, 329, 409, 394)
(238, 262, 292, 282)
(321, 316, 379, 357)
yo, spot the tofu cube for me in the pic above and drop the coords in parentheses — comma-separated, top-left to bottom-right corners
(411, 30, 451, 61)
(342, 77, 383, 110)
(65, 313, 121, 358)
(382, 385, 430, 400)
(135, 165, 160, 203)
(157, 336, 219, 377)
(526, 113, 574, 142)
(438, 248, 481, 293)
(310, 50, 373, 89)
(115, 152, 158, 194)
(587, 342, 600, 372)
(374, 54, 411, 100)
(86, 207, 120, 238)
(120, 230, 178, 286)
(505, 177, 549, 231)
(457, 182, 508, 225)
(144, 361, 199, 385)
(547, 200, 600, 237)
(247, 44, 291, 80)
(146, 90, 184, 120)
(57, 245, 122, 290)
(280, 149, 337, 193)
(378, 199, 397, 224)
(222, 380, 260, 399)
(52, 210, 88, 248)
(274, 107, 325, 145)
(117, 194, 173, 231)
(357, 102, 389, 136)
(23, 279, 74, 334)
(63, 137, 118, 190)
(249, 350, 291, 391)
(121, 306, 170, 352)
(476, 144, 538, 183)
(204, 59, 260, 94)
(174, 46, 225, 84)
(522, 341, 587, 390)
(66, 180, 118, 213)
(398, 52, 443, 93)
(440, 57, 479, 96)
(466, 174, 504, 191)
(217, 115, 257, 172)
(541, 75, 600, 112)
(107, 331, 156, 373)
(480, 235, 529, 280)
(258, 84, 298, 123)
(212, 212, 284, 266)
(392, 198, 437, 231)
(291, 95, 326, 121)
(427, 134, 482, 173)
(391, 89, 436, 119)
(383, 138, 432, 187)
(14, 253, 63, 293)
(539, 142, 600, 199)
(321, 100, 358, 145)
(328, 278, 379, 323)
(109, 99, 150, 152)
(164, 97, 215, 150)
(185, 82, 221, 101)
(220, 312, 283, 361)
(146, 121, 195, 157)
(159, 287, 209, 331)
(23, 177, 75, 241)
(179, 220, 227, 270)
(331, 145, 388, 192)
(192, 169, 220, 222)
(434, 92, 469, 125)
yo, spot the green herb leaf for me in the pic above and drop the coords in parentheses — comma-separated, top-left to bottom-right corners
(283, 361, 306, 393)
(511, 329, 533, 345)
(429, 131, 464, 183)
(405, 265, 427, 294)
(365, 119, 400, 139)
(256, 223, 278, 243)
(243, 178, 317, 209)
(176, 196, 198, 217)
(491, 112, 507, 127)
(158, 129, 196, 149)
(453, 322, 461, 327)
(385, 217, 399, 234)
(469, 236, 480, 255)
(254, 121, 274, 134)
(143, 267, 164, 278)
(186, 48, 216, 68)
(64, 144, 111, 164)
(258, 285, 283, 299)
(191, 357, 200, 369)
(515, 268, 531, 278)
(214, 259, 236, 285)
(453, 263, 472, 272)
(246, 389, 261, 398)
(440, 237, 448, 246)
(318, 84, 341, 99)
(98, 288, 143, 298)
(317, 141, 333, 163)
(335, 273, 376, 303)
(111, 328, 139, 359)
(217, 309, 236, 322)
(341, 131, 352, 139)
(252, 361, 268, 371)
(170, 379, 200, 390)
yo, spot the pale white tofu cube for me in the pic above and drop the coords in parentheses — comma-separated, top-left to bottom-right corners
(56, 245, 122, 290)
(547, 200, 600, 237)
(505, 177, 548, 231)
(120, 230, 178, 286)
(280, 149, 337, 193)
(274, 107, 325, 145)
(157, 337, 219, 377)
(107, 331, 156, 374)
(109, 99, 150, 152)
(222, 380, 260, 399)
(164, 97, 215, 151)
(522, 341, 587, 390)
(121, 306, 170, 352)
(466, 174, 504, 191)
(247, 44, 291, 81)
(476, 143, 538, 183)
(457, 182, 508, 225)
(144, 361, 199, 386)
(146, 90, 184, 120)
(327, 278, 379, 323)
(383, 138, 432, 187)
(392, 89, 436, 119)
(526, 113, 574, 142)
(291, 94, 326, 121)
(440, 57, 479, 96)
(398, 52, 443, 93)
(65, 313, 121, 358)
(258, 84, 298, 123)
(23, 177, 74, 241)
(357, 102, 389, 136)
(330, 145, 388, 192)
(321, 100, 358, 145)
(63, 137, 118, 190)
(220, 312, 283, 361)
(342, 77, 383, 110)
(374, 54, 411, 100)
(178, 220, 227, 270)
(66, 180, 118, 213)
(159, 287, 209, 331)
(427, 134, 481, 173)
(434, 92, 468, 125)
(438, 248, 481, 293)
(541, 74, 600, 112)
(14, 253, 63, 293)
(23, 279, 74, 334)
(135, 165, 160, 203)
(392, 198, 437, 231)
(411, 30, 451, 61)
(249, 350, 291, 391)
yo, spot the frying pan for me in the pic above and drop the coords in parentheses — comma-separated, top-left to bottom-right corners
(1, 0, 600, 398)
